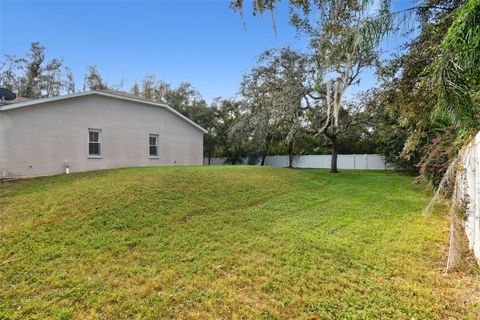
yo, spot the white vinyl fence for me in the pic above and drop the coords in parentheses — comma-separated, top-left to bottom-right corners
(204, 154, 395, 170)
(455, 132, 480, 263)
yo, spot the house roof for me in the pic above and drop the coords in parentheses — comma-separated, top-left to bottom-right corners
(0, 97, 31, 105)
(0, 90, 207, 133)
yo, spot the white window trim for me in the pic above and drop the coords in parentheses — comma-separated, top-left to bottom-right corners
(88, 128, 102, 158)
(149, 134, 159, 159)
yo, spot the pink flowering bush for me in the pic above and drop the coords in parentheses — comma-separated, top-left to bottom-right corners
(417, 130, 456, 187)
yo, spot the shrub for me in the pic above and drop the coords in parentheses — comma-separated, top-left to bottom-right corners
(417, 129, 457, 187)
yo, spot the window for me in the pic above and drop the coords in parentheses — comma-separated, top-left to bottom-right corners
(149, 134, 159, 157)
(88, 129, 101, 157)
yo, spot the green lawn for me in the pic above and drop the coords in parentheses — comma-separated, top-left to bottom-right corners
(1, 166, 479, 319)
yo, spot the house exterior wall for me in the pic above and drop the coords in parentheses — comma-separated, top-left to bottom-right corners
(0, 94, 204, 177)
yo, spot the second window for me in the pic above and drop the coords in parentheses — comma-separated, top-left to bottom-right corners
(149, 134, 159, 157)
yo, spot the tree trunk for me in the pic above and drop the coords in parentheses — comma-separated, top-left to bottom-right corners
(330, 141, 339, 173)
(288, 153, 294, 168)
(208, 157, 211, 165)
(287, 140, 294, 168)
(261, 153, 266, 166)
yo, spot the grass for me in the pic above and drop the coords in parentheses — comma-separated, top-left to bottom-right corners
(0, 166, 479, 319)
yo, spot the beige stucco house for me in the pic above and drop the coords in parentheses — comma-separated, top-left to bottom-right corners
(0, 90, 206, 178)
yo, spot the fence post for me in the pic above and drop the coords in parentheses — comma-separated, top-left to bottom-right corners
(468, 140, 475, 251)
(474, 135, 479, 256)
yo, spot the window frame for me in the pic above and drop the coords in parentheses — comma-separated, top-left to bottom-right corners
(88, 128, 102, 158)
(149, 134, 159, 158)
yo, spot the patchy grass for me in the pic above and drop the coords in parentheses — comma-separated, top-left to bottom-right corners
(0, 166, 479, 319)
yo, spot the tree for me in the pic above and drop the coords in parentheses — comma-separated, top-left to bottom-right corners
(213, 98, 244, 165)
(132, 76, 201, 117)
(84, 65, 108, 90)
(235, 53, 277, 166)
(0, 42, 70, 98)
(429, 0, 480, 131)
(154, 80, 172, 103)
(131, 82, 140, 96)
(22, 42, 45, 98)
(236, 48, 310, 167)
(0, 57, 18, 92)
(186, 99, 219, 165)
(164, 82, 201, 116)
(65, 69, 75, 94)
(39, 57, 66, 97)
(270, 48, 311, 168)
(232, 1, 380, 172)
(141, 75, 156, 100)
(372, 0, 466, 178)
(303, 4, 379, 172)
(231, 0, 477, 176)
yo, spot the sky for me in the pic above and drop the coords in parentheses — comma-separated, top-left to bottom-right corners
(0, 0, 415, 102)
